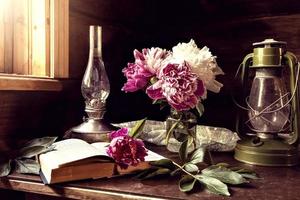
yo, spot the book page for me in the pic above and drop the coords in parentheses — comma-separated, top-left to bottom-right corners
(91, 142, 110, 155)
(39, 139, 109, 169)
(144, 149, 165, 161)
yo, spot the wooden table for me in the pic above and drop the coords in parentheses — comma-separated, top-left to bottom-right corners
(0, 145, 300, 200)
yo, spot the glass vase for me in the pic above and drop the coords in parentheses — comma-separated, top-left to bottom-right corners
(166, 108, 198, 153)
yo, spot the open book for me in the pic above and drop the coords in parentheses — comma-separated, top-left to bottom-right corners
(39, 139, 165, 184)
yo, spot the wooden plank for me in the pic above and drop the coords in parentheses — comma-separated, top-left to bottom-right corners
(1, 151, 300, 200)
(0, 177, 166, 200)
(0, 75, 62, 91)
(50, 0, 69, 78)
(45, 0, 50, 76)
(27, 0, 32, 75)
(0, 0, 4, 73)
(30, 0, 48, 76)
(13, 0, 29, 75)
(3, 0, 13, 73)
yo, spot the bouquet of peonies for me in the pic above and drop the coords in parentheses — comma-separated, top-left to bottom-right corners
(122, 39, 224, 112)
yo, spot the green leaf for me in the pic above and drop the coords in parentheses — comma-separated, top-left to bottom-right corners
(15, 159, 40, 175)
(19, 145, 55, 159)
(0, 160, 11, 177)
(190, 147, 206, 164)
(159, 102, 168, 110)
(179, 138, 189, 162)
(128, 118, 147, 138)
(170, 168, 182, 176)
(240, 173, 261, 180)
(179, 175, 197, 192)
(196, 174, 230, 196)
(205, 150, 213, 165)
(150, 77, 158, 84)
(184, 163, 199, 173)
(201, 166, 248, 185)
(24, 137, 57, 148)
(196, 102, 205, 117)
(190, 147, 212, 165)
(165, 120, 180, 144)
(149, 159, 175, 170)
(215, 163, 230, 167)
(152, 99, 163, 105)
(145, 168, 171, 179)
(134, 168, 157, 179)
(175, 133, 189, 142)
(230, 167, 256, 174)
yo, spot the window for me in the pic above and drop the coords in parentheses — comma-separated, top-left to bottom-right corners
(0, 0, 68, 90)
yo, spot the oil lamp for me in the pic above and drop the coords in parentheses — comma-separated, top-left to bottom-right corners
(71, 25, 115, 142)
(234, 39, 300, 166)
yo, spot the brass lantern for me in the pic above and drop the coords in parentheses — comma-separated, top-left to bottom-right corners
(234, 39, 300, 166)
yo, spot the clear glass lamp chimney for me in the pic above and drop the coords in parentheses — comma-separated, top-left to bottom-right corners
(81, 26, 110, 120)
(71, 26, 115, 142)
(248, 68, 290, 137)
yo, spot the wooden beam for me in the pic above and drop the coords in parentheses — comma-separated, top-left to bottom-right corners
(3, 0, 13, 74)
(0, 175, 166, 200)
(13, 0, 30, 75)
(0, 0, 4, 73)
(30, 0, 48, 76)
(0, 75, 62, 91)
(50, 0, 69, 78)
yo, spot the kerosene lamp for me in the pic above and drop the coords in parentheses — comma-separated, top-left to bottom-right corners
(71, 25, 115, 142)
(235, 39, 300, 166)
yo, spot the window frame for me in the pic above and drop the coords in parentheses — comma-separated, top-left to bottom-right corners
(0, 0, 69, 91)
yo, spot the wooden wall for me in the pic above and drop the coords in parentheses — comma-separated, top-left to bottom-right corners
(69, 0, 300, 128)
(1, 0, 300, 153)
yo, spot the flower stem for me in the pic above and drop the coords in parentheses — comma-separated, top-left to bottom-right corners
(171, 161, 201, 181)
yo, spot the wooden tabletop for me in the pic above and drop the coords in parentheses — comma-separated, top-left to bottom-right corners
(0, 145, 300, 200)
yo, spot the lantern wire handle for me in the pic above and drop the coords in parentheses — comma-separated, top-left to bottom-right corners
(232, 63, 251, 111)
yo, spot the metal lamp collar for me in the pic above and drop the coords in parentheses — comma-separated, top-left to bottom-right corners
(251, 38, 287, 68)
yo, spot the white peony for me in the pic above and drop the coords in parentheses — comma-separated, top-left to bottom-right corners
(172, 39, 224, 93)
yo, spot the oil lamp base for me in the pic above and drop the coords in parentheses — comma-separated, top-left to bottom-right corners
(70, 118, 117, 142)
(234, 137, 298, 166)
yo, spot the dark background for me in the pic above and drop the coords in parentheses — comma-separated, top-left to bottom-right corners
(1, 0, 300, 152)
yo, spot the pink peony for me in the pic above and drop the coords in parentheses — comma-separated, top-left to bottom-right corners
(122, 47, 171, 93)
(122, 63, 153, 92)
(106, 130, 148, 169)
(146, 62, 205, 111)
(134, 48, 171, 75)
(108, 127, 128, 140)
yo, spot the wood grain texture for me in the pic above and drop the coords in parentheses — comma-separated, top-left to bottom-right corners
(1, 0, 300, 163)
(0, 147, 300, 200)
(0, 3, 4, 73)
(68, 0, 300, 130)
(31, 0, 48, 76)
(3, 0, 13, 74)
(13, 0, 29, 75)
(50, 0, 69, 78)
(0, 79, 83, 153)
(0, 1, 299, 198)
(0, 76, 62, 91)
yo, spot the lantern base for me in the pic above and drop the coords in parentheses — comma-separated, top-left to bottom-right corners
(234, 137, 298, 166)
(70, 118, 117, 143)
